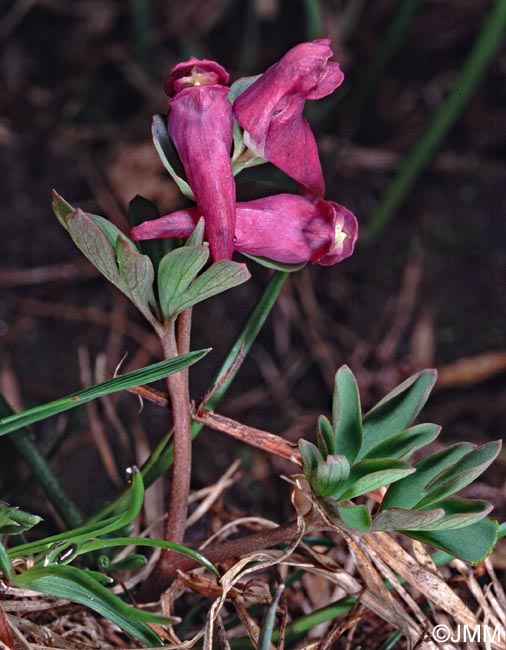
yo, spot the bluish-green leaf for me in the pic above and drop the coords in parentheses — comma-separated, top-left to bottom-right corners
(332, 366, 362, 463)
(13, 564, 167, 645)
(316, 415, 335, 456)
(416, 440, 502, 509)
(66, 208, 121, 284)
(152, 114, 194, 200)
(228, 75, 262, 103)
(406, 519, 499, 564)
(337, 504, 372, 533)
(311, 455, 350, 497)
(299, 439, 323, 480)
(241, 253, 306, 272)
(363, 423, 441, 461)
(335, 459, 415, 500)
(115, 234, 155, 320)
(372, 507, 446, 532)
(158, 246, 209, 318)
(52, 189, 73, 228)
(186, 217, 206, 247)
(380, 442, 474, 510)
(358, 369, 437, 461)
(417, 498, 493, 530)
(169, 260, 250, 314)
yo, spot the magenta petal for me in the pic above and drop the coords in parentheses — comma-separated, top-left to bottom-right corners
(233, 40, 344, 197)
(168, 84, 235, 261)
(165, 58, 229, 95)
(233, 194, 357, 265)
(131, 210, 198, 241)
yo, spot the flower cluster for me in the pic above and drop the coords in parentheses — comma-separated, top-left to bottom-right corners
(132, 39, 358, 266)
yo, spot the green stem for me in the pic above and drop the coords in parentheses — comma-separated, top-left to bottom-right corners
(0, 395, 83, 529)
(367, 0, 506, 239)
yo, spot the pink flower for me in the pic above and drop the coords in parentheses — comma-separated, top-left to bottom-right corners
(233, 40, 344, 198)
(165, 58, 235, 261)
(131, 194, 358, 266)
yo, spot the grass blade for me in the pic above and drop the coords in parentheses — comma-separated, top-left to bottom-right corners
(0, 350, 209, 437)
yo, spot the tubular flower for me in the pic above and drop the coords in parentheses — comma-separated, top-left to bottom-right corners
(165, 58, 235, 261)
(233, 40, 344, 198)
(131, 194, 358, 266)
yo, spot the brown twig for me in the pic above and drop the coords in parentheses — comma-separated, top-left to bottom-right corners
(193, 408, 301, 466)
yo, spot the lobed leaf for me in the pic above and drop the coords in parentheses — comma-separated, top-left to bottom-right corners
(169, 260, 250, 315)
(380, 442, 473, 510)
(158, 245, 209, 318)
(332, 366, 362, 463)
(316, 415, 335, 456)
(363, 423, 441, 461)
(334, 459, 415, 500)
(373, 507, 446, 532)
(416, 440, 502, 509)
(406, 519, 499, 564)
(358, 369, 437, 461)
(416, 498, 493, 530)
(337, 504, 372, 533)
(299, 439, 323, 480)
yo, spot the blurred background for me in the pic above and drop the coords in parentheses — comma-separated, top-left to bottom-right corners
(1, 0, 505, 541)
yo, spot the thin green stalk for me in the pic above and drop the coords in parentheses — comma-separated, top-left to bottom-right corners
(367, 0, 506, 239)
(0, 395, 83, 529)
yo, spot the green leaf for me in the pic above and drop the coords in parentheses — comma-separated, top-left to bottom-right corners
(416, 440, 502, 509)
(13, 564, 167, 646)
(417, 498, 493, 530)
(115, 235, 156, 320)
(77, 536, 218, 577)
(0, 540, 13, 580)
(9, 469, 145, 558)
(0, 350, 208, 437)
(311, 455, 350, 497)
(186, 217, 206, 247)
(0, 502, 42, 535)
(372, 507, 446, 532)
(228, 74, 262, 103)
(316, 415, 335, 456)
(335, 459, 415, 500)
(152, 114, 194, 200)
(358, 369, 437, 461)
(169, 260, 250, 315)
(406, 519, 499, 564)
(157, 246, 209, 318)
(362, 423, 441, 461)
(66, 208, 121, 284)
(51, 190, 73, 228)
(337, 504, 372, 533)
(299, 439, 323, 480)
(241, 253, 306, 272)
(380, 442, 473, 510)
(332, 366, 362, 463)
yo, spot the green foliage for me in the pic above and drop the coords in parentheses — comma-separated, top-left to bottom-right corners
(299, 365, 502, 563)
(0, 351, 208, 437)
(4, 470, 217, 645)
(0, 502, 42, 535)
(152, 114, 195, 199)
